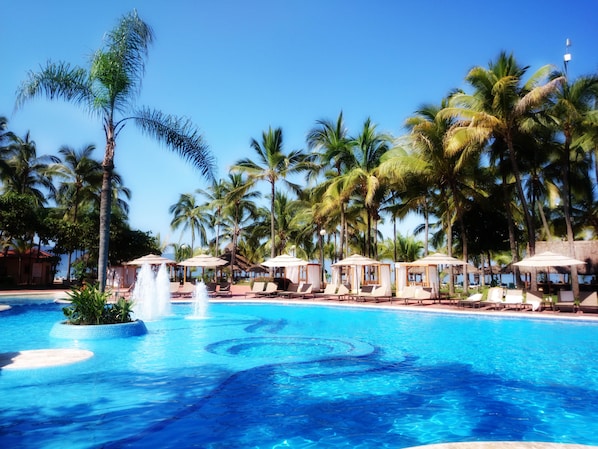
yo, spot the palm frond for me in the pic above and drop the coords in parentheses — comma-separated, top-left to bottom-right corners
(132, 108, 214, 181)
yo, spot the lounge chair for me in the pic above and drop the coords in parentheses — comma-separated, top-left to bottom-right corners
(170, 282, 182, 297)
(483, 287, 504, 309)
(413, 287, 433, 304)
(577, 291, 598, 314)
(177, 282, 196, 298)
(326, 284, 350, 300)
(503, 289, 524, 310)
(396, 285, 417, 304)
(206, 282, 218, 297)
(371, 286, 393, 303)
(292, 283, 313, 299)
(350, 285, 375, 302)
(555, 290, 576, 312)
(245, 281, 265, 298)
(255, 282, 279, 297)
(458, 293, 483, 308)
(278, 283, 300, 298)
(523, 291, 543, 311)
(313, 283, 338, 299)
(214, 281, 232, 297)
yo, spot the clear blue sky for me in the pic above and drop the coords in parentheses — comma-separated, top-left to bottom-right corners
(2, 0, 597, 248)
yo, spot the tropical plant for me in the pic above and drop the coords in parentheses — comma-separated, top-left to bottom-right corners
(15, 10, 214, 291)
(62, 283, 133, 325)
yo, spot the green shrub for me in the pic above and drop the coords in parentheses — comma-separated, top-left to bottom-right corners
(62, 284, 134, 325)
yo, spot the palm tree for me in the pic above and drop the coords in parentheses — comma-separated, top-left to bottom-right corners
(447, 52, 563, 261)
(547, 72, 598, 295)
(15, 10, 214, 291)
(51, 144, 103, 280)
(220, 173, 260, 280)
(169, 192, 210, 253)
(341, 118, 390, 258)
(306, 111, 354, 259)
(0, 131, 59, 204)
(232, 126, 313, 261)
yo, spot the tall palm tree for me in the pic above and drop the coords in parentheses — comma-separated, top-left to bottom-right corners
(447, 52, 563, 261)
(15, 10, 214, 291)
(547, 72, 598, 295)
(307, 111, 354, 259)
(232, 126, 313, 261)
(341, 118, 390, 258)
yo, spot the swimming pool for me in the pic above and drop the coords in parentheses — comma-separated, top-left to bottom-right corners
(1, 300, 598, 448)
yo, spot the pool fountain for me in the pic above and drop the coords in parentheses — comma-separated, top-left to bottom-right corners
(189, 281, 209, 319)
(131, 262, 171, 321)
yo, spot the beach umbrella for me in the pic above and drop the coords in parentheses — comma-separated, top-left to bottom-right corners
(513, 251, 585, 268)
(513, 251, 585, 295)
(125, 254, 176, 265)
(412, 253, 465, 266)
(261, 254, 308, 268)
(178, 254, 227, 267)
(333, 254, 379, 267)
(178, 255, 227, 283)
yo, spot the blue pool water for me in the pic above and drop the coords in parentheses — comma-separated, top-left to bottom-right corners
(1, 300, 598, 448)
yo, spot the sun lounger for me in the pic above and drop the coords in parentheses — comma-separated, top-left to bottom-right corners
(245, 281, 265, 297)
(413, 287, 433, 304)
(255, 282, 279, 297)
(555, 290, 576, 312)
(170, 282, 182, 297)
(278, 283, 300, 298)
(458, 293, 483, 308)
(396, 285, 417, 304)
(326, 284, 350, 300)
(292, 283, 313, 299)
(177, 282, 196, 298)
(206, 282, 218, 297)
(350, 285, 375, 302)
(577, 291, 598, 313)
(503, 289, 524, 310)
(370, 286, 393, 303)
(313, 283, 338, 299)
(213, 281, 232, 297)
(482, 287, 504, 309)
(523, 291, 543, 311)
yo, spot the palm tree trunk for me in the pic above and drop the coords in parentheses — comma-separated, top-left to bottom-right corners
(562, 138, 579, 297)
(98, 164, 113, 292)
(500, 155, 522, 288)
(506, 133, 536, 259)
(98, 130, 115, 292)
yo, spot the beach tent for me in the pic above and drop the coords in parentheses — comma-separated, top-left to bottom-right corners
(332, 254, 389, 294)
(261, 254, 311, 286)
(396, 253, 466, 298)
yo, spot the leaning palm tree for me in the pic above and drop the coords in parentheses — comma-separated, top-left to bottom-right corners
(232, 126, 314, 261)
(15, 10, 214, 291)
